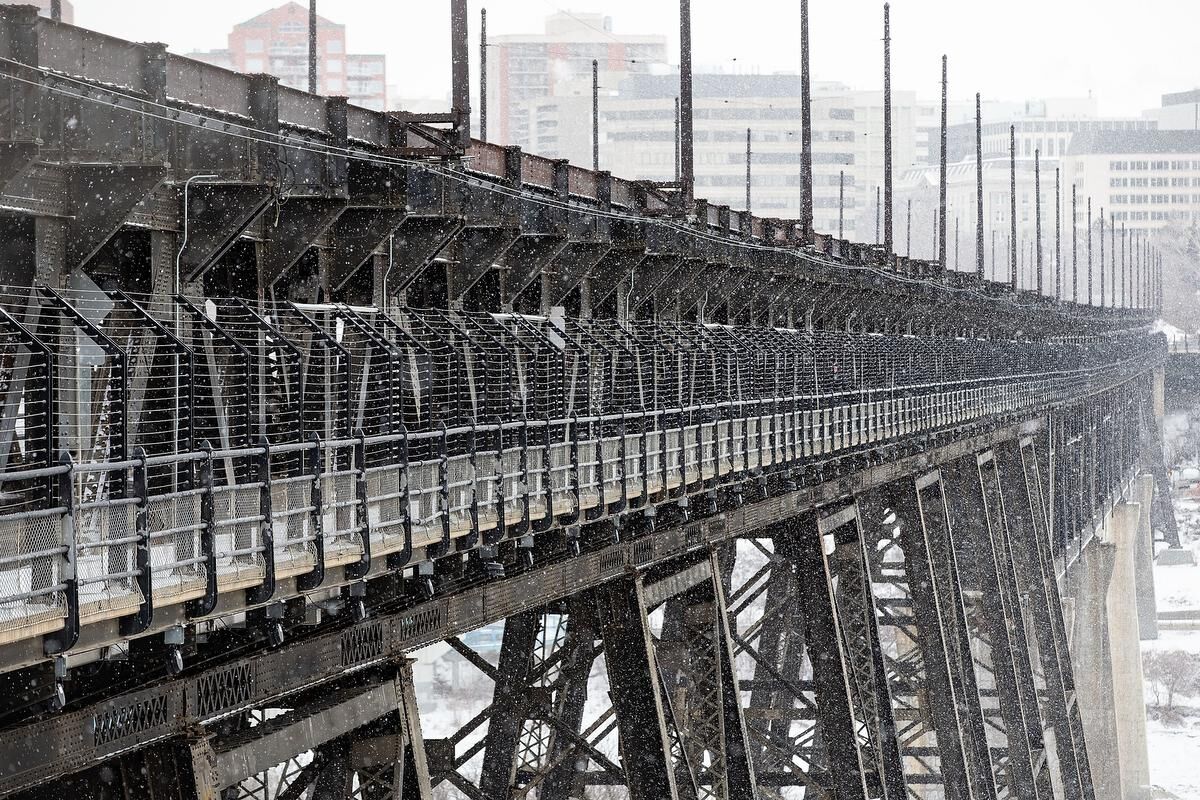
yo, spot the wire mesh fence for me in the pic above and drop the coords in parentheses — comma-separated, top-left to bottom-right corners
(0, 286, 1163, 646)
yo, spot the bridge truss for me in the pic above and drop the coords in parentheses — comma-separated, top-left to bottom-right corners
(0, 6, 1173, 799)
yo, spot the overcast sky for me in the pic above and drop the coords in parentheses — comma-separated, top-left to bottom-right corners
(75, 1, 1197, 116)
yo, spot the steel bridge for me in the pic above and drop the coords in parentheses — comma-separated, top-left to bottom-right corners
(0, 5, 1177, 800)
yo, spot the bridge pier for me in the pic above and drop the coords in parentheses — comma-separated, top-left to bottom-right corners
(1062, 475, 1153, 800)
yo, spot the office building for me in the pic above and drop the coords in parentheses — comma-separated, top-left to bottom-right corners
(516, 73, 922, 239)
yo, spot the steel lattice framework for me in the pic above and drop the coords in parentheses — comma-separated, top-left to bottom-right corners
(0, 7, 1175, 800)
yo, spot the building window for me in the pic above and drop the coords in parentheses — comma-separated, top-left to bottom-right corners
(327, 40, 343, 54)
(327, 59, 342, 73)
(245, 39, 263, 53)
(327, 77, 342, 91)
(245, 57, 263, 72)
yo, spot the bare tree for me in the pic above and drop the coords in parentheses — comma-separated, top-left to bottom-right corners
(1144, 649, 1200, 710)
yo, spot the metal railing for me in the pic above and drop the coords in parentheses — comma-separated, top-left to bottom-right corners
(0, 289, 1164, 651)
(1169, 334, 1200, 354)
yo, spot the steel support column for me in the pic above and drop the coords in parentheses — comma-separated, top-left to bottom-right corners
(594, 574, 680, 799)
(897, 472, 999, 800)
(1000, 438, 1097, 800)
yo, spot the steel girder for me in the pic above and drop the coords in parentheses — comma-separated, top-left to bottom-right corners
(424, 552, 757, 800)
(0, 393, 1140, 798)
(722, 427, 1104, 800)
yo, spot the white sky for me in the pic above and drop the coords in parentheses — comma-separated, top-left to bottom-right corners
(75, 1, 1198, 116)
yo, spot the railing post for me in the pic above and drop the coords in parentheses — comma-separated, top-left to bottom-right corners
(298, 433, 326, 590)
(345, 430, 372, 578)
(121, 448, 153, 636)
(387, 423, 415, 570)
(187, 442, 217, 617)
(247, 436, 276, 603)
(43, 452, 77, 656)
(436, 423, 451, 557)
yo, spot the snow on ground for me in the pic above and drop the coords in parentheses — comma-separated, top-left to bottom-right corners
(1147, 716, 1200, 799)
(1144, 492, 1200, 798)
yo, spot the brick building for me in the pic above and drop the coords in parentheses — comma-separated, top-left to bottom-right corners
(187, 1, 386, 111)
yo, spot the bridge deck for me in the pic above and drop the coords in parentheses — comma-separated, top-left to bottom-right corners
(0, 291, 1161, 670)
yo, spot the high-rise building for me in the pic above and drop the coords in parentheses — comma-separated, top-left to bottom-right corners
(486, 12, 668, 146)
(186, 1, 386, 111)
(516, 72, 922, 239)
(0, 0, 73, 23)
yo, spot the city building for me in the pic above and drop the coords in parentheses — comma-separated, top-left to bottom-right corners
(893, 158, 1057, 291)
(0, 0, 73, 23)
(1059, 129, 1200, 235)
(1147, 89, 1200, 131)
(486, 12, 668, 146)
(515, 72, 922, 239)
(186, 1, 386, 111)
(946, 97, 1154, 164)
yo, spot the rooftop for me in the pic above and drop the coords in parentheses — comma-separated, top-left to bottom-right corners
(1066, 129, 1200, 155)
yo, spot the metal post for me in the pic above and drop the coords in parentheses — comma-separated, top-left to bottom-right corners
(992, 229, 996, 282)
(1072, 184, 1078, 303)
(838, 169, 845, 238)
(876, 186, 881, 245)
(480, 8, 488, 142)
(799, 0, 813, 243)
(883, 3, 894, 255)
(1099, 208, 1105, 307)
(932, 211, 938, 262)
(1143, 236, 1148, 310)
(308, 0, 318, 94)
(1055, 169, 1061, 301)
(1135, 230, 1140, 309)
(906, 198, 912, 257)
(747, 128, 753, 213)
(1009, 125, 1017, 291)
(955, 215, 960, 270)
(674, 97, 681, 185)
(679, 0, 695, 208)
(976, 92, 985, 279)
(1087, 197, 1093, 306)
(451, 0, 471, 148)
(1111, 212, 1116, 310)
(938, 55, 948, 270)
(1035, 149, 1043, 295)
(592, 59, 600, 171)
(1122, 223, 1127, 308)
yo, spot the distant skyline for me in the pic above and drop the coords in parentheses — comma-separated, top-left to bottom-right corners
(71, 1, 1198, 116)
